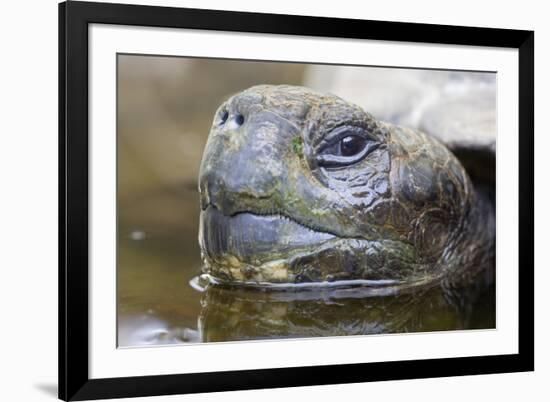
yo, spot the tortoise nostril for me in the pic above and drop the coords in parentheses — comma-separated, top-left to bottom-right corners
(235, 114, 245, 126)
(219, 110, 228, 125)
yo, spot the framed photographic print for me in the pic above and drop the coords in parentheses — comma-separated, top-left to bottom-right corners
(59, 1, 534, 400)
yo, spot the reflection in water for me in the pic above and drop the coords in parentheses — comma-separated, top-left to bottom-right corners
(198, 273, 495, 342)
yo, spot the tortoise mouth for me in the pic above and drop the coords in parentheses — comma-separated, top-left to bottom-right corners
(199, 206, 336, 264)
(198, 206, 432, 287)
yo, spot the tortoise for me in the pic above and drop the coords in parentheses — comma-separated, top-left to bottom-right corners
(197, 84, 495, 294)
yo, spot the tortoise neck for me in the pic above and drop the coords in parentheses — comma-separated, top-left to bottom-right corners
(441, 186, 495, 287)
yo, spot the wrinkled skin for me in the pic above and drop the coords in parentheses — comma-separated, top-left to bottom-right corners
(198, 85, 495, 291)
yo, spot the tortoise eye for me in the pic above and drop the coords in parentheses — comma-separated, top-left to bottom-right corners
(340, 135, 367, 157)
(317, 127, 379, 168)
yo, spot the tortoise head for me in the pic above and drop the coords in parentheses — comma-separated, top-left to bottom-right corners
(198, 85, 476, 288)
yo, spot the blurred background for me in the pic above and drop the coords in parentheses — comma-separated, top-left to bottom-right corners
(117, 54, 496, 347)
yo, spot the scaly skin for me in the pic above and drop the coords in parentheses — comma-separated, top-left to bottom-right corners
(198, 85, 495, 291)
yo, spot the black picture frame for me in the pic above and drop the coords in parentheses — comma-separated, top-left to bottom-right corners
(59, 1, 534, 400)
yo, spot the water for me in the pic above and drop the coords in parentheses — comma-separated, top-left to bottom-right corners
(117, 188, 495, 347)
